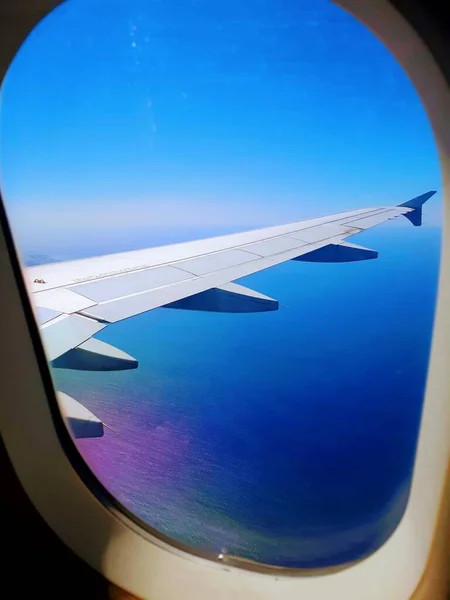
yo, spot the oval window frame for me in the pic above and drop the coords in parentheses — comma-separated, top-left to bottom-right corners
(0, 0, 449, 597)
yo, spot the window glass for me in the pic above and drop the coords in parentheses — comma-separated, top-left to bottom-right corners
(0, 0, 442, 569)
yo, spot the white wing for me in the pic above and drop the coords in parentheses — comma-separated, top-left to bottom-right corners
(25, 191, 435, 437)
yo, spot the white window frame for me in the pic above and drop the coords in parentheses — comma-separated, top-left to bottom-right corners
(0, 0, 449, 597)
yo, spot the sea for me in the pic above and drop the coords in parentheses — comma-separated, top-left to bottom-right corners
(26, 225, 441, 568)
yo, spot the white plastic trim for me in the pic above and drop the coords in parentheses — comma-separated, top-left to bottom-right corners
(0, 0, 449, 598)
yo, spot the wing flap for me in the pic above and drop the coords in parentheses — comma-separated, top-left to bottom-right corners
(34, 288, 97, 313)
(34, 306, 62, 325)
(341, 209, 405, 229)
(72, 265, 191, 303)
(243, 236, 307, 257)
(176, 248, 259, 276)
(288, 224, 358, 243)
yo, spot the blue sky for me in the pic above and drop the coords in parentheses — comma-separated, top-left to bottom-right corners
(0, 0, 442, 260)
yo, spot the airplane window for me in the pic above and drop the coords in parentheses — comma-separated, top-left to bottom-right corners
(0, 0, 442, 570)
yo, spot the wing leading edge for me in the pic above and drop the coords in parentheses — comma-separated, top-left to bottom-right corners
(27, 190, 436, 438)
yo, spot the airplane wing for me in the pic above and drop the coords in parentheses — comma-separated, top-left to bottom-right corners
(24, 190, 436, 437)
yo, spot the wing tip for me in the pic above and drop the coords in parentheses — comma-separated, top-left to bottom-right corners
(399, 190, 437, 227)
(399, 190, 437, 209)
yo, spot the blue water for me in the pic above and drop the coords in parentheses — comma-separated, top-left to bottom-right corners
(47, 225, 440, 568)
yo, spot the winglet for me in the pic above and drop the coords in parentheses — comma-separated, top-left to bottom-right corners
(399, 190, 437, 226)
